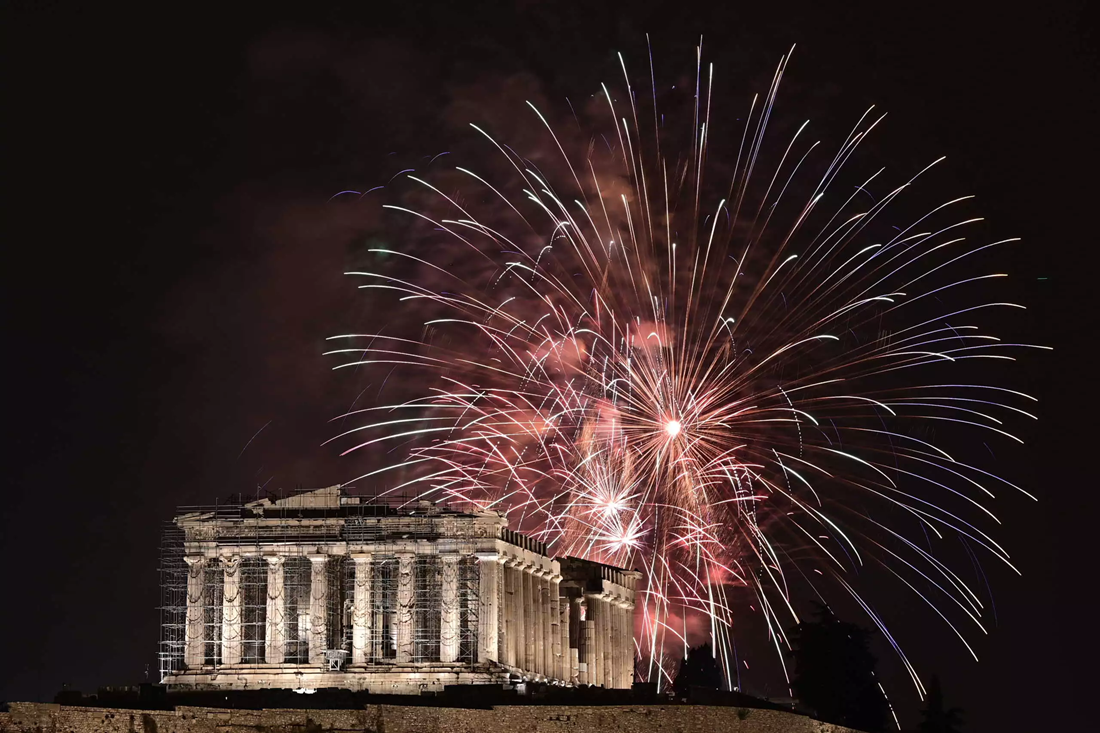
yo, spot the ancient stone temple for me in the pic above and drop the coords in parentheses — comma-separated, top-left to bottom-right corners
(159, 486, 639, 694)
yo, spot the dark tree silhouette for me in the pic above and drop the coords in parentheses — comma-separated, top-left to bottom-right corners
(919, 675, 965, 733)
(789, 604, 890, 732)
(672, 642, 723, 697)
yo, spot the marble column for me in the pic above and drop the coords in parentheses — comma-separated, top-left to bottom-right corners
(183, 556, 206, 669)
(372, 561, 385, 660)
(525, 561, 539, 669)
(308, 556, 328, 664)
(582, 596, 596, 685)
(512, 559, 527, 671)
(220, 556, 242, 666)
(542, 573, 553, 676)
(502, 559, 516, 667)
(549, 573, 562, 680)
(264, 555, 286, 664)
(614, 601, 624, 688)
(440, 554, 460, 663)
(600, 595, 613, 687)
(623, 601, 634, 688)
(475, 553, 502, 663)
(533, 570, 546, 676)
(592, 595, 605, 686)
(570, 596, 586, 684)
(618, 599, 628, 688)
(607, 596, 618, 689)
(395, 553, 415, 663)
(351, 554, 373, 665)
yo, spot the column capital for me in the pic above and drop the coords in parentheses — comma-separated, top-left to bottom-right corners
(474, 551, 501, 563)
(548, 573, 563, 583)
(350, 552, 374, 563)
(220, 555, 241, 569)
(183, 555, 206, 567)
(439, 552, 461, 562)
(264, 554, 285, 567)
(307, 554, 328, 564)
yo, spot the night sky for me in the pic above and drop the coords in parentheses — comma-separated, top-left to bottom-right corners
(3, 3, 1095, 731)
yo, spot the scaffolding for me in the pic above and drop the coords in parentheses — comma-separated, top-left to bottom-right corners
(240, 557, 267, 664)
(158, 520, 187, 679)
(158, 489, 486, 682)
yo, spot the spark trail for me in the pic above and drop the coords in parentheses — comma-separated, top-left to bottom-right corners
(325, 43, 1044, 699)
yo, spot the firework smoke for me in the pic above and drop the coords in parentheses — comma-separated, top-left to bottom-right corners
(326, 43, 1045, 698)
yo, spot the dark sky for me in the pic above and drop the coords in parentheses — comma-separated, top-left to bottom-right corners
(3, 3, 1095, 731)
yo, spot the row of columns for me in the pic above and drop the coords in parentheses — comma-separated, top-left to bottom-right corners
(577, 592, 633, 688)
(350, 552, 414, 664)
(184, 552, 472, 669)
(183, 551, 634, 687)
(350, 552, 464, 665)
(263, 555, 330, 665)
(183, 554, 328, 668)
(343, 552, 417, 665)
(498, 556, 567, 680)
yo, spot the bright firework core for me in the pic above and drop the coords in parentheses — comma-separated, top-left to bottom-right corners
(325, 45, 1044, 700)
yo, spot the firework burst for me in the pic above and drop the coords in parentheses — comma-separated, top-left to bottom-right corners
(325, 42, 1045, 699)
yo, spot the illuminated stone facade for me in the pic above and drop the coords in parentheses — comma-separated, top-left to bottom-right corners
(160, 486, 638, 694)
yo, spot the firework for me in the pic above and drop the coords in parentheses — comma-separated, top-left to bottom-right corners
(325, 43, 1044, 699)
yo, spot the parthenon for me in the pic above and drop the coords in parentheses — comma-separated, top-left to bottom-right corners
(160, 486, 639, 694)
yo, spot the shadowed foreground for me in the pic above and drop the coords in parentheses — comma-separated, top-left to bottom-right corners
(0, 702, 867, 733)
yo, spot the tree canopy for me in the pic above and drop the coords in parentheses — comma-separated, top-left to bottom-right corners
(918, 675, 965, 733)
(672, 642, 723, 697)
(789, 604, 890, 732)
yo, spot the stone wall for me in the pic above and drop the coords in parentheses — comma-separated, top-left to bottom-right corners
(0, 702, 860, 733)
